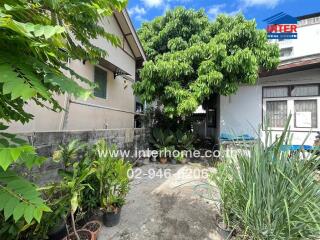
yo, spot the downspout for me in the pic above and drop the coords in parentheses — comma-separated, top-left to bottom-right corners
(59, 58, 71, 130)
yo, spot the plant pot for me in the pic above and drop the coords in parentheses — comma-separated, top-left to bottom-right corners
(48, 218, 67, 240)
(82, 221, 102, 240)
(102, 208, 121, 227)
(171, 159, 177, 165)
(159, 157, 168, 164)
(179, 159, 187, 164)
(62, 229, 93, 240)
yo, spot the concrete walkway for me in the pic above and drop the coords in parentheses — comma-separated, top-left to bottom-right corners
(98, 163, 224, 240)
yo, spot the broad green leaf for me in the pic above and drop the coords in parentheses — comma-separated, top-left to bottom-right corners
(13, 202, 27, 222)
(24, 205, 35, 224)
(0, 148, 13, 170)
(44, 73, 92, 99)
(0, 170, 51, 223)
(4, 197, 19, 220)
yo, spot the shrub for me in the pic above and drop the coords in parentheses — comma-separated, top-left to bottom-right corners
(211, 124, 320, 239)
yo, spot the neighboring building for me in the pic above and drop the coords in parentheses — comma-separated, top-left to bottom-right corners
(9, 10, 146, 133)
(197, 12, 320, 146)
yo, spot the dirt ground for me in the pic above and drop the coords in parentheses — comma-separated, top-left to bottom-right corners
(97, 163, 224, 240)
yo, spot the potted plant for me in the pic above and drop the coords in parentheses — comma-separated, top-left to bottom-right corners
(60, 162, 95, 240)
(150, 128, 175, 163)
(92, 140, 132, 227)
(175, 151, 187, 164)
(101, 159, 131, 227)
(159, 146, 174, 164)
(81, 221, 102, 240)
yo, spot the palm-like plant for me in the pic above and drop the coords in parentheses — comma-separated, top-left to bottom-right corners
(60, 162, 95, 240)
(92, 140, 131, 213)
(53, 140, 86, 169)
(174, 129, 194, 150)
(150, 128, 175, 150)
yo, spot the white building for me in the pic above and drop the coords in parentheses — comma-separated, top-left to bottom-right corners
(198, 12, 320, 146)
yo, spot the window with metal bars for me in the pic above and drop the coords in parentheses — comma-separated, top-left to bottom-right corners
(263, 84, 319, 129)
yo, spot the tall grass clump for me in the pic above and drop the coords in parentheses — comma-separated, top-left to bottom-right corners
(212, 119, 320, 239)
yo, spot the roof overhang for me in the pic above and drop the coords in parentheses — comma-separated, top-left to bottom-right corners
(113, 10, 147, 62)
(260, 53, 320, 77)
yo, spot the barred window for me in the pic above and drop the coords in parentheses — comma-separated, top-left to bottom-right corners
(263, 84, 319, 129)
(266, 101, 288, 128)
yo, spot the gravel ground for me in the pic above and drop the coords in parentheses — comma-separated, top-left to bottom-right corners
(97, 163, 224, 240)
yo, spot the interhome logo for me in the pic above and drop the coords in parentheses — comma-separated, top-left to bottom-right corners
(264, 12, 298, 40)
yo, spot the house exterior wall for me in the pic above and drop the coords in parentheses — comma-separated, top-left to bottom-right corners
(220, 69, 320, 145)
(8, 14, 139, 133)
(277, 18, 320, 60)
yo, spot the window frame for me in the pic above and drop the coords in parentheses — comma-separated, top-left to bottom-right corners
(94, 65, 108, 100)
(265, 100, 288, 129)
(262, 84, 320, 131)
(294, 99, 318, 129)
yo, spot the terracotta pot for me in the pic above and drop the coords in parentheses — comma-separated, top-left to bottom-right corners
(62, 229, 93, 240)
(102, 208, 122, 227)
(82, 221, 102, 240)
(179, 159, 187, 164)
(159, 157, 168, 164)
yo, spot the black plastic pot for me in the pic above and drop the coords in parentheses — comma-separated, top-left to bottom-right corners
(102, 208, 121, 227)
(48, 219, 67, 240)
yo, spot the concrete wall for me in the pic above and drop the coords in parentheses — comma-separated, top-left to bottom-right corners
(8, 14, 138, 133)
(220, 69, 320, 145)
(17, 128, 149, 184)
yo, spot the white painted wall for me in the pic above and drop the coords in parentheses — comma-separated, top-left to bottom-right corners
(220, 85, 262, 137)
(277, 21, 320, 60)
(220, 69, 320, 146)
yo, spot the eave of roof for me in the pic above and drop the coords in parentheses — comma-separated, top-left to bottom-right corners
(113, 10, 147, 62)
(260, 53, 320, 77)
(297, 12, 320, 20)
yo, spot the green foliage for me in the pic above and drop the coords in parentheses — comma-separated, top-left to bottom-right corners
(0, 0, 127, 124)
(0, 170, 51, 224)
(0, 123, 49, 228)
(0, 0, 128, 232)
(211, 120, 320, 239)
(174, 129, 194, 150)
(150, 128, 175, 150)
(134, 7, 279, 117)
(150, 127, 194, 151)
(53, 139, 86, 169)
(92, 139, 131, 212)
(0, 124, 45, 170)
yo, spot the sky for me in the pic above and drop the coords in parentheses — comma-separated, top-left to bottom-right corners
(127, 0, 320, 30)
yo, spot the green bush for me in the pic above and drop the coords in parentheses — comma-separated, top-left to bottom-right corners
(212, 124, 320, 239)
(91, 139, 132, 213)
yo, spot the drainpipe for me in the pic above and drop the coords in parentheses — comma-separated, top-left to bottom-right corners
(59, 58, 71, 130)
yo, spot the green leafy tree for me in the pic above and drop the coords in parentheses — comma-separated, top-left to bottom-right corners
(134, 7, 280, 117)
(0, 0, 128, 228)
